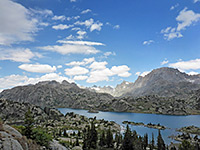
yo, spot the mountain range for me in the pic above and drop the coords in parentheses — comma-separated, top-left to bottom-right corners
(1, 67, 200, 115)
(88, 67, 200, 99)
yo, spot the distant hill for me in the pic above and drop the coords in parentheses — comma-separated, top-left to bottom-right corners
(0, 80, 113, 110)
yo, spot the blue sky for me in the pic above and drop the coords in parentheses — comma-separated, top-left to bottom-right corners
(0, 0, 200, 90)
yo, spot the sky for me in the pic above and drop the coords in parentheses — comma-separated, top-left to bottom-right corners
(0, 0, 200, 91)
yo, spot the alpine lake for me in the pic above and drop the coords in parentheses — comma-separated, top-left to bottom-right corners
(58, 108, 200, 144)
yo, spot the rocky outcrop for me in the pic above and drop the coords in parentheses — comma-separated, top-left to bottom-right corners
(50, 140, 69, 150)
(0, 99, 64, 124)
(0, 123, 41, 150)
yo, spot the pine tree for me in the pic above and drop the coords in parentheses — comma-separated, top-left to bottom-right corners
(157, 130, 165, 150)
(99, 130, 106, 147)
(83, 120, 98, 150)
(75, 137, 79, 146)
(115, 133, 122, 149)
(106, 126, 114, 148)
(122, 125, 133, 150)
(90, 121, 98, 149)
(150, 133, 155, 150)
(23, 109, 34, 139)
(63, 129, 67, 137)
(143, 133, 148, 150)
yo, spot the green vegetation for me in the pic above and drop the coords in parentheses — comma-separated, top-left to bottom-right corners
(157, 130, 165, 150)
(22, 109, 34, 139)
(4, 108, 200, 150)
(22, 109, 53, 147)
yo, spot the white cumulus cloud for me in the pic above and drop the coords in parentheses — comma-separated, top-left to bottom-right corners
(0, 0, 38, 45)
(52, 24, 74, 30)
(0, 73, 73, 91)
(52, 15, 66, 21)
(38, 43, 100, 55)
(87, 68, 113, 83)
(161, 8, 200, 40)
(18, 64, 56, 73)
(75, 18, 103, 32)
(89, 61, 108, 70)
(187, 71, 199, 75)
(111, 65, 131, 77)
(81, 9, 92, 14)
(57, 40, 105, 46)
(74, 75, 88, 80)
(0, 48, 42, 63)
(169, 59, 200, 71)
(66, 57, 95, 66)
(90, 22, 103, 32)
(65, 66, 89, 76)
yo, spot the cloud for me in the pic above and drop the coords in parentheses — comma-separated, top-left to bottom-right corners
(75, 18, 103, 32)
(161, 60, 169, 65)
(194, 0, 200, 3)
(170, 3, 179, 10)
(57, 65, 62, 69)
(169, 59, 200, 71)
(113, 25, 120, 29)
(90, 22, 103, 32)
(52, 24, 74, 30)
(57, 40, 105, 46)
(140, 71, 150, 77)
(161, 27, 183, 40)
(65, 66, 89, 76)
(77, 30, 87, 39)
(52, 15, 66, 21)
(66, 57, 95, 66)
(38, 43, 100, 55)
(86, 68, 113, 83)
(65, 59, 131, 83)
(135, 72, 141, 76)
(143, 40, 154, 45)
(135, 71, 150, 77)
(0, 48, 42, 63)
(29, 8, 53, 17)
(81, 9, 92, 14)
(187, 71, 199, 75)
(75, 18, 94, 27)
(70, 0, 76, 2)
(87, 63, 131, 83)
(0, 0, 39, 45)
(0, 73, 73, 91)
(65, 35, 75, 40)
(74, 75, 88, 80)
(176, 8, 200, 31)
(110, 65, 131, 77)
(89, 61, 108, 70)
(161, 8, 200, 40)
(18, 64, 56, 73)
(103, 52, 116, 58)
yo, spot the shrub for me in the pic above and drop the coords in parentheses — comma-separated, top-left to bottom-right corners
(31, 128, 53, 147)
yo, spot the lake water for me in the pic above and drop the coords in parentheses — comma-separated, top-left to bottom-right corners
(58, 108, 200, 144)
